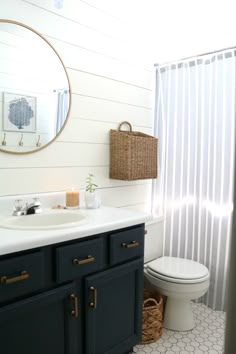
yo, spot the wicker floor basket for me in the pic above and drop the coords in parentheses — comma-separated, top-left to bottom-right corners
(110, 121, 158, 181)
(141, 289, 163, 344)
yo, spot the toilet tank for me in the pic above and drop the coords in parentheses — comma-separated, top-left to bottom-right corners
(144, 217, 164, 263)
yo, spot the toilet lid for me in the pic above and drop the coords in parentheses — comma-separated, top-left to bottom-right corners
(147, 257, 209, 280)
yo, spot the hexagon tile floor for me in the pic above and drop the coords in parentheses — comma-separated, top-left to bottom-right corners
(133, 302, 225, 354)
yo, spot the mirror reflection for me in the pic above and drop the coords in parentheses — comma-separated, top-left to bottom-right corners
(0, 20, 70, 154)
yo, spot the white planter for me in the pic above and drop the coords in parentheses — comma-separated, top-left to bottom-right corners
(85, 191, 100, 209)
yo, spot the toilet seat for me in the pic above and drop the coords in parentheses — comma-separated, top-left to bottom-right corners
(146, 256, 210, 284)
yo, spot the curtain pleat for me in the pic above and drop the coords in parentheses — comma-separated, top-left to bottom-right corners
(153, 50, 236, 310)
(56, 89, 69, 134)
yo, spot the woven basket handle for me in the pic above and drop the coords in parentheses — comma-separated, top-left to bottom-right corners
(118, 121, 132, 132)
(143, 298, 159, 307)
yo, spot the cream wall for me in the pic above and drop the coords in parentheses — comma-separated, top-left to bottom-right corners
(95, 0, 236, 65)
(0, 0, 153, 212)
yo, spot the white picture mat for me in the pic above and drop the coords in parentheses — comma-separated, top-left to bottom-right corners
(3, 92, 37, 132)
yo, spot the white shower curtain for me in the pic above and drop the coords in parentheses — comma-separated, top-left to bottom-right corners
(153, 49, 236, 310)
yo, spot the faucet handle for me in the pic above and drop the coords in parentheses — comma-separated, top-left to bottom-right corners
(14, 199, 23, 211)
(13, 199, 24, 216)
(33, 196, 41, 205)
(26, 196, 42, 214)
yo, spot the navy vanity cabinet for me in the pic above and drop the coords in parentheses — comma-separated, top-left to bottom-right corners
(85, 258, 144, 354)
(0, 223, 145, 354)
(109, 225, 144, 265)
(0, 282, 78, 354)
(0, 251, 44, 303)
(56, 237, 106, 283)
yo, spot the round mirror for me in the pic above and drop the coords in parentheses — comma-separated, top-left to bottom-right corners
(0, 19, 71, 154)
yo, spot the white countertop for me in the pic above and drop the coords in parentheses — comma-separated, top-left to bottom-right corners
(0, 206, 152, 256)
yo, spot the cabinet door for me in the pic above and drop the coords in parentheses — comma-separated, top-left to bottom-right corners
(0, 283, 79, 354)
(85, 258, 143, 354)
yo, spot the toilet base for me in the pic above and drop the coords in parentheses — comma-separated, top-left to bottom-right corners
(163, 298, 195, 331)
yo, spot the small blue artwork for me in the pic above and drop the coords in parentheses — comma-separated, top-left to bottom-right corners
(3, 93, 36, 132)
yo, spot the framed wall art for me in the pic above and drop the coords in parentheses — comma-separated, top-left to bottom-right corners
(3, 92, 37, 132)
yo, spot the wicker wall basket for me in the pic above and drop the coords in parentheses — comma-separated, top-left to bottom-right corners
(141, 290, 163, 344)
(110, 121, 158, 181)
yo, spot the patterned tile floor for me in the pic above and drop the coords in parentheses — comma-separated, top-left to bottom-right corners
(134, 302, 225, 354)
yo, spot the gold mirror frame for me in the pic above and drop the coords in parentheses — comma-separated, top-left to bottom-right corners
(0, 19, 71, 155)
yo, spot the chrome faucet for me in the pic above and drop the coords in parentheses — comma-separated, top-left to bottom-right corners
(13, 197, 42, 216)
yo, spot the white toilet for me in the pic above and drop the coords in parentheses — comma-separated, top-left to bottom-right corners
(144, 219, 210, 331)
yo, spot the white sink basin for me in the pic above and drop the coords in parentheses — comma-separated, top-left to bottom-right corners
(0, 210, 87, 230)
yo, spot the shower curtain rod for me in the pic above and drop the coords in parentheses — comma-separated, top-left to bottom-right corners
(154, 45, 236, 67)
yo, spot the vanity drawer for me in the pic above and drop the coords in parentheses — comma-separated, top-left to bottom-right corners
(109, 225, 144, 265)
(0, 252, 44, 303)
(56, 237, 106, 283)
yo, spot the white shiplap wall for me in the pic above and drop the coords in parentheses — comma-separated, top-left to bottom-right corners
(0, 0, 154, 212)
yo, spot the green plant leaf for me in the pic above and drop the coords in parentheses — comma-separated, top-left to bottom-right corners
(85, 173, 98, 193)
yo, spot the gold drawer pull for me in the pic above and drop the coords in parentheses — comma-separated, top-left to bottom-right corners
(70, 293, 79, 318)
(121, 241, 140, 249)
(72, 255, 95, 265)
(0, 270, 29, 284)
(89, 286, 97, 309)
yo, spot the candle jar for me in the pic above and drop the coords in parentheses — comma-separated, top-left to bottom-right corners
(66, 189, 79, 209)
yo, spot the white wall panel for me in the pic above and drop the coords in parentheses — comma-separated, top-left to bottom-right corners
(58, 119, 152, 144)
(48, 38, 153, 89)
(68, 69, 152, 108)
(0, 142, 108, 168)
(22, 0, 129, 41)
(0, 166, 151, 196)
(1, 0, 139, 63)
(100, 184, 152, 207)
(79, 0, 125, 21)
(70, 95, 153, 127)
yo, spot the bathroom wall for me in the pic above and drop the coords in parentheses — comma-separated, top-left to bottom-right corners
(103, 0, 236, 65)
(0, 0, 153, 211)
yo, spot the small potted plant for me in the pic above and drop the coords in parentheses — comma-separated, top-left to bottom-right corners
(85, 173, 100, 209)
